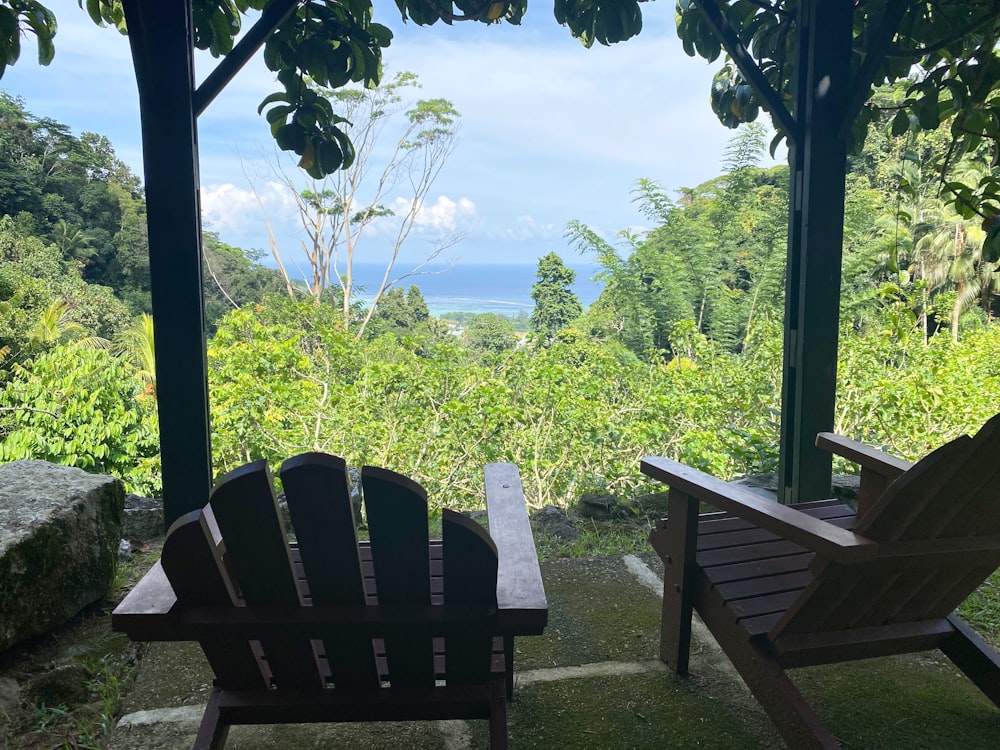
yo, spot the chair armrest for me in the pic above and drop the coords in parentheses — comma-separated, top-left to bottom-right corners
(815, 433, 912, 516)
(485, 463, 547, 633)
(641, 456, 878, 565)
(111, 560, 179, 640)
(815, 433, 912, 479)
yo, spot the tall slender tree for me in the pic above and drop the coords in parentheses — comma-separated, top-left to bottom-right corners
(529, 252, 582, 345)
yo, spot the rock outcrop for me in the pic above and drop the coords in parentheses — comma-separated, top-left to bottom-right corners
(0, 461, 124, 653)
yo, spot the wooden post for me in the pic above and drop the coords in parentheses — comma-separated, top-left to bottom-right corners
(778, 0, 853, 504)
(122, 0, 212, 528)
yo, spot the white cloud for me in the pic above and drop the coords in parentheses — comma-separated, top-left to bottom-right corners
(388, 195, 478, 233)
(200, 181, 297, 238)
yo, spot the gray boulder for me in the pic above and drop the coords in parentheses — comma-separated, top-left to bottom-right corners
(123, 494, 164, 541)
(0, 461, 124, 654)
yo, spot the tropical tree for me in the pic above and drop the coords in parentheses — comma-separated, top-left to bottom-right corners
(115, 312, 156, 392)
(529, 252, 582, 345)
(50, 219, 94, 261)
(462, 313, 517, 357)
(674, 1, 1000, 257)
(249, 71, 462, 337)
(29, 299, 100, 346)
(0, 343, 160, 494)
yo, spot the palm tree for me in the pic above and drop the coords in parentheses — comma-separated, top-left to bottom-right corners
(29, 299, 108, 348)
(948, 235, 999, 338)
(51, 220, 95, 262)
(911, 201, 994, 341)
(115, 313, 156, 394)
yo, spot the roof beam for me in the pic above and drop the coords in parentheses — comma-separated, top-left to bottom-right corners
(194, 0, 299, 117)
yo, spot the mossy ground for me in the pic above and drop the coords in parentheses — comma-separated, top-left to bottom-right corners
(5, 519, 1000, 750)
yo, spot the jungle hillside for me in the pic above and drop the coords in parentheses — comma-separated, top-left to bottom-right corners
(0, 91, 998, 511)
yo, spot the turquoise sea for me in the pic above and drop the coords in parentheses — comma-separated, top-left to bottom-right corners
(350, 262, 604, 317)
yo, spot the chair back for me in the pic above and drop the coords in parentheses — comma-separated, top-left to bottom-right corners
(771, 414, 1000, 639)
(160, 453, 499, 692)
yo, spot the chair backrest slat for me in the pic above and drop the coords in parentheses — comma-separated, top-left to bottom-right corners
(280, 453, 379, 690)
(210, 461, 322, 689)
(854, 436, 973, 540)
(162, 453, 503, 696)
(161, 511, 266, 689)
(857, 414, 1000, 541)
(363, 465, 434, 687)
(442, 509, 499, 685)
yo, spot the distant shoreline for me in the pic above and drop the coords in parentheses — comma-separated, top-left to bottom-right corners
(349, 261, 603, 317)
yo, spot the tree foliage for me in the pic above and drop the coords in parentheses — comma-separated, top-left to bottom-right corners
(0, 344, 160, 493)
(250, 70, 461, 337)
(0, 86, 998, 526)
(530, 252, 582, 345)
(675, 1, 1000, 256)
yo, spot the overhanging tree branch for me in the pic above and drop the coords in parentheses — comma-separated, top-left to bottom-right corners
(692, 0, 799, 143)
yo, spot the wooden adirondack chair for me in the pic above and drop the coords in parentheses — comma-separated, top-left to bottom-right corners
(642, 414, 1000, 750)
(112, 454, 547, 750)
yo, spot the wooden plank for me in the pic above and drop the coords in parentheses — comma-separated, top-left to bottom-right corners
(363, 465, 434, 688)
(159, 511, 264, 689)
(642, 456, 877, 563)
(653, 490, 700, 675)
(774, 619, 955, 668)
(815, 433, 911, 478)
(698, 538, 808, 568)
(823, 571, 901, 631)
(280, 453, 379, 691)
(211, 684, 495, 725)
(705, 553, 815, 585)
(933, 415, 1000, 537)
(714, 571, 812, 602)
(857, 568, 935, 625)
(728, 590, 801, 622)
(697, 500, 850, 536)
(442, 509, 498, 686)
(210, 461, 321, 689)
(940, 614, 1000, 709)
(893, 564, 1000, 623)
(740, 611, 784, 637)
(485, 463, 547, 632)
(698, 516, 854, 552)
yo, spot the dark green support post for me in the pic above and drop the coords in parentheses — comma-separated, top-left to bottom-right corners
(778, 0, 853, 503)
(123, 0, 213, 528)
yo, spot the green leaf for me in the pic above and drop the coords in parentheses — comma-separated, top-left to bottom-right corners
(890, 109, 910, 137)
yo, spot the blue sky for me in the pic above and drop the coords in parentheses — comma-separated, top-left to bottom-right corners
(2, 2, 782, 269)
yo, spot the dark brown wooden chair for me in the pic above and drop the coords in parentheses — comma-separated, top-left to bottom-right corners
(112, 454, 547, 750)
(642, 414, 1000, 750)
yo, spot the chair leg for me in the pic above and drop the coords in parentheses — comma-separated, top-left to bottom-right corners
(695, 584, 842, 749)
(942, 614, 1000, 709)
(727, 639, 842, 750)
(488, 674, 509, 750)
(504, 634, 514, 701)
(652, 491, 700, 675)
(193, 688, 230, 750)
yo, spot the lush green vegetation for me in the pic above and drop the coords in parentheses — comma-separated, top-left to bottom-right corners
(0, 92, 998, 513)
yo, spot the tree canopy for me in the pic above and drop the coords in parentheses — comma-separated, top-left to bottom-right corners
(677, 1, 1000, 256)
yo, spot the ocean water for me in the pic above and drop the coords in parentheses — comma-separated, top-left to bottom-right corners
(350, 262, 604, 317)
